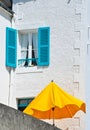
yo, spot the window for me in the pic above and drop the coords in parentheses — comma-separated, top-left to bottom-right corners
(18, 98, 34, 111)
(18, 27, 50, 67)
(6, 27, 50, 68)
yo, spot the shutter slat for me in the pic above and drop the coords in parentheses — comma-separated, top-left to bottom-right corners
(38, 27, 50, 66)
(6, 27, 17, 68)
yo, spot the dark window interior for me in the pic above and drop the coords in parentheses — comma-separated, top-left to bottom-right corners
(18, 98, 34, 112)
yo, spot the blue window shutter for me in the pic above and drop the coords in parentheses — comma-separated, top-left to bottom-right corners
(6, 27, 17, 68)
(38, 27, 50, 66)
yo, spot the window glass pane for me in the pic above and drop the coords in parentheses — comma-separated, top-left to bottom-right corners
(21, 34, 29, 59)
(18, 31, 38, 67)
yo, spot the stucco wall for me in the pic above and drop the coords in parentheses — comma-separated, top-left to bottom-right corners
(14, 0, 75, 98)
(12, 0, 86, 130)
(86, 0, 90, 129)
(0, 103, 61, 130)
(12, 0, 73, 110)
(0, 7, 12, 105)
(12, 0, 86, 99)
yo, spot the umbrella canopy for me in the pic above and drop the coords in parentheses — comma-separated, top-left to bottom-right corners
(23, 81, 86, 120)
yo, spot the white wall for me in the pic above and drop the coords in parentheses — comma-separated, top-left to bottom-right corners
(86, 0, 90, 129)
(0, 7, 12, 105)
(12, 0, 86, 129)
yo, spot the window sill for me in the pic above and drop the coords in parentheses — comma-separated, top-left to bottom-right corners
(16, 66, 43, 74)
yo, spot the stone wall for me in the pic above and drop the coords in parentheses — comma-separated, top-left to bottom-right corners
(0, 103, 61, 130)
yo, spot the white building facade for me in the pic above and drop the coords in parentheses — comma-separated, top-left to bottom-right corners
(0, 0, 88, 130)
(86, 0, 90, 129)
(0, 2, 13, 105)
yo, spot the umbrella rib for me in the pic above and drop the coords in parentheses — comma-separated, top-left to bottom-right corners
(65, 105, 73, 117)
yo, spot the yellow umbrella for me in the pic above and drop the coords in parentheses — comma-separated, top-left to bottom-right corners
(23, 81, 86, 125)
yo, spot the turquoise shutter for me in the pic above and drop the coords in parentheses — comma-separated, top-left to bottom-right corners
(6, 27, 17, 68)
(38, 27, 50, 66)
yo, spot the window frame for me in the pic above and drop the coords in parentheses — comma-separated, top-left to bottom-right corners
(18, 30, 38, 68)
(17, 27, 50, 68)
